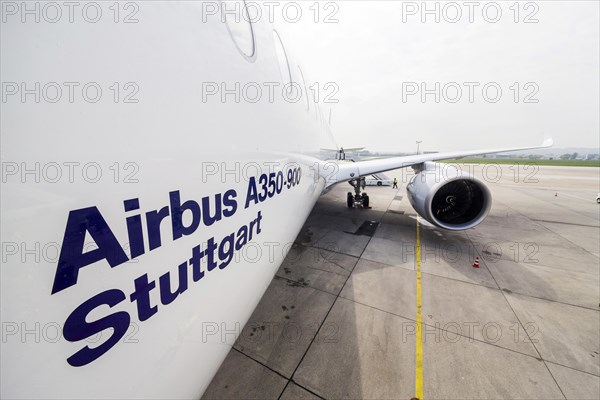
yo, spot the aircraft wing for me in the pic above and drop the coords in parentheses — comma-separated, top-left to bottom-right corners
(331, 137, 553, 184)
(321, 147, 366, 152)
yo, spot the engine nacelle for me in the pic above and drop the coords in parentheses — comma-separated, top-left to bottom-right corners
(406, 163, 492, 230)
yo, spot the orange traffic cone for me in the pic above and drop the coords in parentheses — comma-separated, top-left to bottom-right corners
(472, 257, 480, 268)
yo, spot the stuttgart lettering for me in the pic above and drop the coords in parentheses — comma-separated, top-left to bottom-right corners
(52, 167, 302, 367)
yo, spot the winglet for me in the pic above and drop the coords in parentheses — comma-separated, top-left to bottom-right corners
(541, 135, 554, 148)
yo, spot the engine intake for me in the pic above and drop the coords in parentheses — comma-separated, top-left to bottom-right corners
(406, 164, 491, 230)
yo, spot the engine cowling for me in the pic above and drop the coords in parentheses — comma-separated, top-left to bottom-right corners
(406, 163, 492, 230)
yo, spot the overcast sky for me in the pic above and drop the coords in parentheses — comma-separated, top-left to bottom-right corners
(274, 1, 599, 153)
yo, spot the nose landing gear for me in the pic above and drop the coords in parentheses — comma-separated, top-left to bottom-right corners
(347, 177, 370, 208)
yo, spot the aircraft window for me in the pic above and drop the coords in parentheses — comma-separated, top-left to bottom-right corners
(273, 30, 292, 91)
(297, 66, 309, 111)
(223, 1, 256, 62)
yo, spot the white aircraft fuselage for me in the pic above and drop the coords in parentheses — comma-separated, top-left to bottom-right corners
(1, 2, 553, 398)
(2, 2, 338, 398)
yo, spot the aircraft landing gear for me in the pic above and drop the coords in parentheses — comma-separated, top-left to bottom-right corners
(347, 177, 370, 208)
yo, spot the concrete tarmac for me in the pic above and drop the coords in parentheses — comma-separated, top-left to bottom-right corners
(202, 165, 600, 400)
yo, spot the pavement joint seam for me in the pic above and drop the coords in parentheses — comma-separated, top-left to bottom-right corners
(484, 258, 600, 278)
(493, 289, 600, 312)
(418, 269, 497, 290)
(275, 258, 358, 400)
(508, 185, 599, 228)
(532, 218, 600, 228)
(358, 254, 415, 271)
(301, 264, 350, 278)
(493, 188, 600, 259)
(321, 258, 356, 273)
(292, 242, 360, 264)
(544, 359, 600, 379)
(276, 188, 401, 400)
(352, 253, 511, 292)
(469, 236, 569, 400)
(231, 347, 289, 380)
(230, 347, 326, 400)
(419, 269, 600, 311)
(275, 274, 342, 297)
(337, 295, 556, 362)
(439, 248, 600, 311)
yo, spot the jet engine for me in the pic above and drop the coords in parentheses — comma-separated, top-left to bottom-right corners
(406, 163, 492, 230)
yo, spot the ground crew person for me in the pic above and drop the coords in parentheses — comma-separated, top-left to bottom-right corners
(392, 178, 398, 189)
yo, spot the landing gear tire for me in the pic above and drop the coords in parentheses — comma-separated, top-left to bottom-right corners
(347, 178, 369, 208)
(362, 193, 370, 208)
(377, 182, 382, 186)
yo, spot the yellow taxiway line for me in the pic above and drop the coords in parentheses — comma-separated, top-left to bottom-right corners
(415, 218, 424, 399)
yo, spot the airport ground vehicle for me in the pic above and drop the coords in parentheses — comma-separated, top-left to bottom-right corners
(365, 174, 392, 186)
